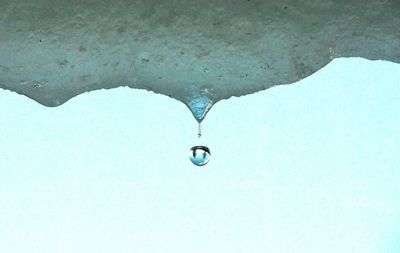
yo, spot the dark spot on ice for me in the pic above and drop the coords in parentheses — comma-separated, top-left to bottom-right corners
(32, 80, 48, 89)
(79, 74, 91, 81)
(0, 65, 9, 71)
(117, 27, 126, 33)
(58, 59, 69, 68)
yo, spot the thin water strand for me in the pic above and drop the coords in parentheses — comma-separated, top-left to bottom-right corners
(198, 123, 202, 138)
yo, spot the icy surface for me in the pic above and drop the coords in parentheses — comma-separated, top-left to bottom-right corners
(0, 0, 399, 121)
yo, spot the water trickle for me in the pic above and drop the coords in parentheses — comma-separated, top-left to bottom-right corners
(198, 123, 202, 138)
(189, 146, 211, 166)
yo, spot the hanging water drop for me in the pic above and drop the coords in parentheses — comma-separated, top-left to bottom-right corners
(189, 146, 211, 166)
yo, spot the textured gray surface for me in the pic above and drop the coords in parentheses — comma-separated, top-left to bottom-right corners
(1, 0, 399, 121)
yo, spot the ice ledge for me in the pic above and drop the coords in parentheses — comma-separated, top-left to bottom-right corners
(0, 0, 399, 121)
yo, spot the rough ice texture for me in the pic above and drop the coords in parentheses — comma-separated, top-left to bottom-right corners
(0, 0, 399, 121)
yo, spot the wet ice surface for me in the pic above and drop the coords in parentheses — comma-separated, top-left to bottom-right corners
(0, 59, 399, 252)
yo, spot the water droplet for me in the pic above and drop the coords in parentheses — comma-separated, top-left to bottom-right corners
(189, 146, 211, 166)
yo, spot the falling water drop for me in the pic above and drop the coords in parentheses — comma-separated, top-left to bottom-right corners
(189, 146, 211, 166)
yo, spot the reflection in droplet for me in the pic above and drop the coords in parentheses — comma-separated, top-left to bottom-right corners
(189, 146, 211, 166)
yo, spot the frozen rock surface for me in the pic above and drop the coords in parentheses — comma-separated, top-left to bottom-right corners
(0, 0, 399, 121)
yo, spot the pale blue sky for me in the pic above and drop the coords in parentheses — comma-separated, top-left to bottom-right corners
(0, 58, 399, 253)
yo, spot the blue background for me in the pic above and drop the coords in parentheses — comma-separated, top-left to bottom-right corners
(0, 58, 399, 252)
